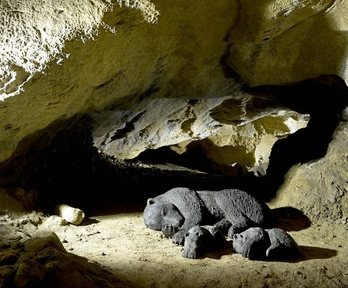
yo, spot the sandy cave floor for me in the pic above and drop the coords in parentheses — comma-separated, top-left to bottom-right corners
(47, 201, 348, 288)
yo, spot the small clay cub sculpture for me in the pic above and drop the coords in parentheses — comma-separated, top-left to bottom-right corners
(143, 187, 273, 246)
(232, 227, 300, 260)
(182, 225, 226, 259)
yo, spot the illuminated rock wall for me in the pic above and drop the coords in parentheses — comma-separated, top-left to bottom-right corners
(0, 0, 346, 175)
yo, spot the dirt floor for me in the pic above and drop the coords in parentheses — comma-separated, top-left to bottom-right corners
(48, 200, 348, 288)
(0, 121, 347, 287)
(0, 188, 347, 288)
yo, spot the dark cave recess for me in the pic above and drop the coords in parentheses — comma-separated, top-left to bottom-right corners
(0, 75, 346, 210)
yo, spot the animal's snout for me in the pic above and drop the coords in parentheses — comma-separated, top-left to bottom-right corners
(163, 216, 183, 228)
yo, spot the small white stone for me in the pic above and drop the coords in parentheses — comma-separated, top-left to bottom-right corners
(55, 204, 85, 225)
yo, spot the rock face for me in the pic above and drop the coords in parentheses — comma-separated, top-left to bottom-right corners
(92, 94, 308, 175)
(55, 204, 85, 225)
(271, 122, 348, 224)
(0, 0, 237, 164)
(226, 0, 348, 86)
(0, 212, 128, 288)
(1, 0, 347, 175)
(0, 0, 159, 100)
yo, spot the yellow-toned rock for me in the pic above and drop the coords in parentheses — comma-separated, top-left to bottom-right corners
(55, 204, 85, 226)
(226, 0, 348, 86)
(0, 0, 237, 164)
(270, 122, 348, 223)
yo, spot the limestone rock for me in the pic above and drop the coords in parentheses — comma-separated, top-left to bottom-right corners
(55, 204, 85, 225)
(0, 0, 237, 165)
(199, 109, 309, 175)
(14, 258, 45, 288)
(24, 230, 66, 253)
(40, 215, 68, 231)
(92, 95, 308, 174)
(1, 0, 346, 178)
(0, 251, 19, 266)
(0, 0, 158, 100)
(0, 0, 347, 201)
(0, 211, 126, 288)
(271, 122, 348, 223)
(226, 0, 348, 86)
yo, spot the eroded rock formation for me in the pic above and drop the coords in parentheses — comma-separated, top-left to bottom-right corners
(0, 212, 127, 288)
(226, 0, 348, 86)
(0, 0, 347, 227)
(1, 0, 347, 177)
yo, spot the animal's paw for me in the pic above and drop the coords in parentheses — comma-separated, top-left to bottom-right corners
(182, 228, 202, 259)
(161, 225, 178, 238)
(172, 230, 186, 246)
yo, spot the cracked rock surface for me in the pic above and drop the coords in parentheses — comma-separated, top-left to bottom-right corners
(0, 211, 132, 288)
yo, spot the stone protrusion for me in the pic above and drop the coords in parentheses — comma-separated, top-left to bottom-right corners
(55, 204, 85, 226)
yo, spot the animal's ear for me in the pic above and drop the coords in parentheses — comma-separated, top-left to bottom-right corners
(147, 198, 155, 205)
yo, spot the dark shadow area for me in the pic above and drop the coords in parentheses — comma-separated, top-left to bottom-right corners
(219, 0, 348, 201)
(0, 114, 236, 215)
(79, 217, 100, 226)
(236, 75, 348, 201)
(248, 246, 337, 263)
(0, 76, 347, 214)
(298, 246, 337, 261)
(198, 241, 233, 260)
(130, 144, 218, 175)
(190, 242, 337, 263)
(272, 207, 311, 232)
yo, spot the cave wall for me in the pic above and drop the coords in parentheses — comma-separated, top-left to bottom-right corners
(271, 122, 348, 223)
(0, 0, 347, 171)
(0, 1, 347, 222)
(0, 0, 237, 163)
(227, 0, 348, 86)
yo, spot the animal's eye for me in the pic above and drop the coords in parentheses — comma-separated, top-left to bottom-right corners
(162, 210, 167, 216)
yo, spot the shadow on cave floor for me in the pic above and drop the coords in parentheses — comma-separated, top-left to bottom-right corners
(165, 238, 337, 263)
(205, 245, 338, 263)
(272, 207, 311, 232)
(229, 246, 338, 263)
(297, 246, 337, 261)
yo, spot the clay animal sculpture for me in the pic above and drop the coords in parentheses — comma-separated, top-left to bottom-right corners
(182, 225, 226, 259)
(232, 227, 300, 260)
(143, 187, 273, 246)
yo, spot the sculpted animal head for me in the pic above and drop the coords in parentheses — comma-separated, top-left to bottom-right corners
(182, 226, 209, 259)
(143, 198, 184, 234)
(232, 227, 269, 260)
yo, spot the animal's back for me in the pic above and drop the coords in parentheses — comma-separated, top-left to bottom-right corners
(199, 189, 273, 226)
